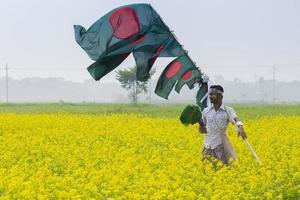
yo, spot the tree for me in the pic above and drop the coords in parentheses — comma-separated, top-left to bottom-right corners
(116, 66, 155, 104)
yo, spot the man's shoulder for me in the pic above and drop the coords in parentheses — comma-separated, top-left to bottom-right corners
(223, 105, 237, 118)
(202, 105, 212, 114)
(223, 105, 235, 111)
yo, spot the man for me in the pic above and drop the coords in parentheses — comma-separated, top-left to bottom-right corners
(199, 85, 247, 165)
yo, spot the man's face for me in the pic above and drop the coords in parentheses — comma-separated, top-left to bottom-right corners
(209, 88, 222, 103)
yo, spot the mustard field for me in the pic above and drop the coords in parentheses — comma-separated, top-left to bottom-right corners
(0, 110, 299, 199)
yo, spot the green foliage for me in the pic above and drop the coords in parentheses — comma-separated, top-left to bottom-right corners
(116, 66, 155, 104)
(0, 103, 299, 118)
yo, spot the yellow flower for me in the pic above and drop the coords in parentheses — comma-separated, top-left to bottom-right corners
(0, 114, 298, 199)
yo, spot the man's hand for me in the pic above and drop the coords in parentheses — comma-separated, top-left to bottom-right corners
(237, 126, 247, 139)
(199, 124, 207, 134)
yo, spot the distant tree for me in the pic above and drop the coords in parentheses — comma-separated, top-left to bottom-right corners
(116, 66, 155, 104)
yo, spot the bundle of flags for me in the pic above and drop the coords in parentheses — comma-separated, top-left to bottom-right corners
(74, 3, 208, 109)
(179, 104, 202, 126)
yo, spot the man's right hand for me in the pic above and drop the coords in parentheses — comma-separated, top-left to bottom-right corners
(198, 125, 207, 133)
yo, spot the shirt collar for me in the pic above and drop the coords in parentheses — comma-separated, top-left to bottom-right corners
(220, 104, 225, 110)
(208, 104, 225, 112)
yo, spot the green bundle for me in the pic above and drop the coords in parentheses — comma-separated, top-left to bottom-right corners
(179, 104, 202, 126)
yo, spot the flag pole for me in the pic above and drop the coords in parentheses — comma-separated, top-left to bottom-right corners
(226, 108, 261, 165)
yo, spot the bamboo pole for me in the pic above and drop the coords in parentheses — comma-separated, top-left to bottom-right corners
(226, 107, 261, 165)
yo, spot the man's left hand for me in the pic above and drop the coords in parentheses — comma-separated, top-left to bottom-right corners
(237, 126, 247, 139)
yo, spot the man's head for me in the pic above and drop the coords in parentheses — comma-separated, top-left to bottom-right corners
(209, 85, 224, 104)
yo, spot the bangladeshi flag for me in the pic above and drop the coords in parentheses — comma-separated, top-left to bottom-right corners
(74, 3, 184, 81)
(196, 82, 209, 110)
(175, 69, 202, 93)
(155, 54, 199, 99)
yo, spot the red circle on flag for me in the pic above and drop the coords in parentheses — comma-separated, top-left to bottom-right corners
(152, 45, 164, 57)
(204, 83, 208, 92)
(130, 35, 145, 45)
(182, 71, 192, 80)
(109, 7, 140, 39)
(188, 108, 193, 117)
(165, 61, 182, 79)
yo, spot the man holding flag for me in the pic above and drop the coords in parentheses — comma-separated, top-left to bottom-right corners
(74, 3, 260, 165)
(199, 85, 247, 165)
(74, 4, 236, 164)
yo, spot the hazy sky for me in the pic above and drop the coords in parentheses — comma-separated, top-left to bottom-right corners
(0, 0, 299, 82)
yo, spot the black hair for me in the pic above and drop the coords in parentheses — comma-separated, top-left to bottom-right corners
(209, 85, 224, 93)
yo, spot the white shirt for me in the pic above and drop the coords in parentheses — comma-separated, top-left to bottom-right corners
(202, 104, 237, 149)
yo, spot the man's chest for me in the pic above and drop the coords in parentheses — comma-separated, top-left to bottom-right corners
(206, 110, 229, 131)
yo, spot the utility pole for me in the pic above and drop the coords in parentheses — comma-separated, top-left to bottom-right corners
(149, 76, 151, 104)
(272, 65, 276, 103)
(5, 63, 8, 103)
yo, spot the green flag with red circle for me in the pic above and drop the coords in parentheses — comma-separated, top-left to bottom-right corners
(74, 3, 208, 106)
(155, 54, 200, 99)
(74, 3, 184, 81)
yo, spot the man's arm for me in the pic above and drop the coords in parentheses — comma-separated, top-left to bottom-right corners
(226, 106, 247, 139)
(233, 117, 247, 139)
(198, 119, 207, 133)
(198, 110, 207, 134)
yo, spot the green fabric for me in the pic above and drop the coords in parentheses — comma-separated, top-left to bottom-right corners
(74, 3, 208, 105)
(74, 3, 184, 81)
(133, 34, 184, 81)
(196, 82, 208, 110)
(154, 54, 199, 99)
(175, 69, 202, 93)
(179, 104, 202, 126)
(87, 53, 130, 81)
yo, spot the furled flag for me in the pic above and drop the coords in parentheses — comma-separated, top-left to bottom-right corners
(196, 74, 209, 110)
(74, 3, 184, 81)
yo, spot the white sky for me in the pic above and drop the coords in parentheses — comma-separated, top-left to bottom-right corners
(0, 0, 299, 82)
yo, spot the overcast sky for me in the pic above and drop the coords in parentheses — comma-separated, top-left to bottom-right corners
(0, 0, 299, 82)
